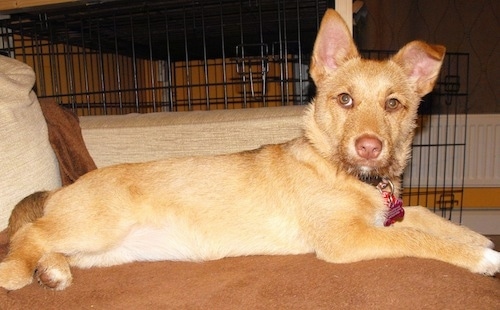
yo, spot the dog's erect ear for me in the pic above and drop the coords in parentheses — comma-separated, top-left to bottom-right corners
(310, 9, 359, 83)
(392, 41, 446, 97)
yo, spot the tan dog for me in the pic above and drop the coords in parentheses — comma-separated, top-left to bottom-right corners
(1, 9, 498, 291)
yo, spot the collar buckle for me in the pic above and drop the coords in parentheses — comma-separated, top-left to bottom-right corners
(376, 178, 394, 194)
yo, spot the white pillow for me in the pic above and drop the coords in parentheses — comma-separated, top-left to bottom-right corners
(0, 55, 61, 230)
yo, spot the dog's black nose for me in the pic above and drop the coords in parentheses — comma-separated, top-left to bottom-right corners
(355, 135, 382, 159)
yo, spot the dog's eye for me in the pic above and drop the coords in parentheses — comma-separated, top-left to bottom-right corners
(338, 93, 353, 108)
(385, 98, 401, 111)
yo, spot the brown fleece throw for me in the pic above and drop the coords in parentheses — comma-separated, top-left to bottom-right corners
(0, 232, 498, 309)
(39, 98, 97, 185)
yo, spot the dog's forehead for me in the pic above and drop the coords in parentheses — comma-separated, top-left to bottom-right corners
(335, 58, 409, 94)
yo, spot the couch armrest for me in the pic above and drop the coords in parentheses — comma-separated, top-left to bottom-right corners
(79, 106, 306, 168)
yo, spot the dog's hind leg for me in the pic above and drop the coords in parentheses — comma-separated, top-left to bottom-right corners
(394, 206, 494, 249)
(0, 222, 49, 290)
(1, 223, 74, 291)
(0, 191, 71, 290)
(35, 252, 72, 290)
(0, 208, 133, 291)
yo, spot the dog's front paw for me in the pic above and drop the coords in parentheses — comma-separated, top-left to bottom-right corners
(473, 248, 500, 276)
(35, 253, 72, 290)
(463, 230, 495, 249)
(0, 260, 34, 290)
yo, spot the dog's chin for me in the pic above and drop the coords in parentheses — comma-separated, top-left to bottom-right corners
(345, 162, 388, 180)
(341, 153, 392, 179)
(358, 166, 376, 175)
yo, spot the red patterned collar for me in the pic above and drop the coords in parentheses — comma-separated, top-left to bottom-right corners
(375, 178, 405, 226)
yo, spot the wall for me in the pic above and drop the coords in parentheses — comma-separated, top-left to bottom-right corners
(357, 0, 499, 114)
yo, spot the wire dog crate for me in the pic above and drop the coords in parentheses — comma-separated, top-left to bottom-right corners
(1, 0, 327, 114)
(0, 0, 468, 221)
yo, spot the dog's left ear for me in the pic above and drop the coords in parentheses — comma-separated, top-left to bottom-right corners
(310, 9, 359, 83)
(392, 41, 446, 97)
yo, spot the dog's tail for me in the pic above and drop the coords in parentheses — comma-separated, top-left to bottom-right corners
(7, 191, 50, 239)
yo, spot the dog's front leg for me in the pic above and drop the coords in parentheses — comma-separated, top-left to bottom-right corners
(303, 208, 500, 275)
(394, 206, 494, 248)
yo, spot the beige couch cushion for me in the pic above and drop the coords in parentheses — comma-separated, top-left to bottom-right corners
(80, 106, 306, 168)
(0, 56, 61, 230)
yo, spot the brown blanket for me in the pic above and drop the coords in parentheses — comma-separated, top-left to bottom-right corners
(39, 98, 96, 185)
(0, 231, 498, 309)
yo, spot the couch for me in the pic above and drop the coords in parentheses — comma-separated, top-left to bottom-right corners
(0, 56, 498, 309)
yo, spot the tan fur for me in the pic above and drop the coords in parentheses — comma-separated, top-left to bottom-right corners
(1, 9, 498, 291)
(7, 191, 48, 239)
